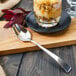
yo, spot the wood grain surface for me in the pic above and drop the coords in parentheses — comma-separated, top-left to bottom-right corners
(0, 0, 76, 76)
(0, 18, 76, 55)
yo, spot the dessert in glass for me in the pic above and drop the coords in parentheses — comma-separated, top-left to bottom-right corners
(33, 0, 62, 27)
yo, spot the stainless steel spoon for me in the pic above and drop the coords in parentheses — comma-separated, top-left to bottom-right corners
(13, 24, 72, 73)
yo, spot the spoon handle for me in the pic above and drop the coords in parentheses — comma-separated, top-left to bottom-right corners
(31, 40, 72, 73)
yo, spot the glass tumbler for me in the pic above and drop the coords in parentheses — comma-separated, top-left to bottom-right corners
(66, 0, 76, 18)
(33, 0, 62, 28)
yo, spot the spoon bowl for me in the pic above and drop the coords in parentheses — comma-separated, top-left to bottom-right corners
(18, 30, 31, 41)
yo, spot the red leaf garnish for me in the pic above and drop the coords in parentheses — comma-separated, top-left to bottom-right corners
(11, 13, 24, 24)
(2, 9, 15, 15)
(2, 8, 31, 28)
(3, 14, 13, 20)
(4, 21, 14, 28)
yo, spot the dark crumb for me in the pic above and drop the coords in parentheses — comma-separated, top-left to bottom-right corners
(0, 0, 8, 3)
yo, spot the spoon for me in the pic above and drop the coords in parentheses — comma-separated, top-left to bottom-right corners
(13, 24, 72, 73)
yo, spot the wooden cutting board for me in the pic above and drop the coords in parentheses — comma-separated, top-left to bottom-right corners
(0, 18, 76, 55)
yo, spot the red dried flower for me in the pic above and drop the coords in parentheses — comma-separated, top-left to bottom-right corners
(2, 8, 30, 28)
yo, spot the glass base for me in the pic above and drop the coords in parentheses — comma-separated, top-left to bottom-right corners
(36, 17, 60, 28)
(37, 21, 58, 28)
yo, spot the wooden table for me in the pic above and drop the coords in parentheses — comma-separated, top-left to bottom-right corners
(0, 0, 76, 76)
